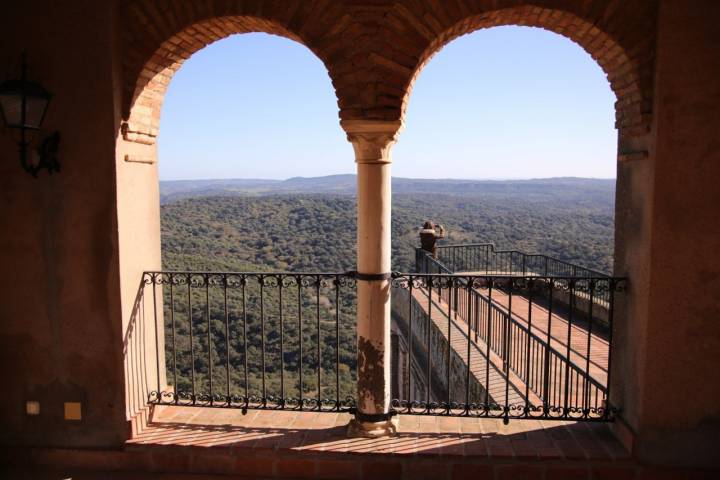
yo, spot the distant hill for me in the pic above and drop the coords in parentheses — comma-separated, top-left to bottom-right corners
(159, 175, 615, 204)
(162, 191, 615, 274)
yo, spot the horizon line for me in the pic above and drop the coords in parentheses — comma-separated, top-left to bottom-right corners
(159, 174, 618, 182)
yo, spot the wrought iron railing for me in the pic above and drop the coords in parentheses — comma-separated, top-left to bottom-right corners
(420, 244, 613, 309)
(391, 251, 625, 422)
(138, 246, 623, 424)
(142, 271, 357, 412)
(432, 243, 610, 278)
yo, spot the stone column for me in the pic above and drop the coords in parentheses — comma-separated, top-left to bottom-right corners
(342, 120, 402, 437)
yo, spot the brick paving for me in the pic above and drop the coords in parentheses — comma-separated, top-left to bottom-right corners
(8, 407, 713, 479)
(126, 405, 630, 461)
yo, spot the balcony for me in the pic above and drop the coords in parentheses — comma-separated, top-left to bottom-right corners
(3, 246, 638, 478)
(137, 245, 622, 425)
(45, 244, 639, 478)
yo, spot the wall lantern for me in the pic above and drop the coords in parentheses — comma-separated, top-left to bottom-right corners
(0, 54, 60, 177)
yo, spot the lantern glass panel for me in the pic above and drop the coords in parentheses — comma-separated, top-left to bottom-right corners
(24, 95, 49, 129)
(0, 93, 22, 127)
(0, 80, 51, 130)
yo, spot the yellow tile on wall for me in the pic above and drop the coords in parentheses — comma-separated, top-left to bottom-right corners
(64, 402, 82, 421)
(26, 401, 40, 415)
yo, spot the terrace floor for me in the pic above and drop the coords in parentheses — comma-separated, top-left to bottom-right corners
(7, 405, 715, 479)
(129, 405, 629, 460)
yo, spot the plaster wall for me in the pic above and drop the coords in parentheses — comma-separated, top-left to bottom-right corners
(0, 1, 127, 447)
(629, 0, 720, 467)
(115, 130, 165, 429)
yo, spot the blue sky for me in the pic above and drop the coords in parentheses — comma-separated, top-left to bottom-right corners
(158, 26, 617, 181)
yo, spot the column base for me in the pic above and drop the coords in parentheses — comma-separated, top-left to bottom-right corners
(347, 417, 398, 438)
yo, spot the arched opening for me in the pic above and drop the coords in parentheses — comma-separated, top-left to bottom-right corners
(118, 20, 358, 430)
(399, 7, 646, 139)
(394, 25, 617, 272)
(388, 16, 636, 422)
(9, 0, 720, 468)
(156, 34, 348, 184)
(112, 2, 653, 438)
(122, 16, 309, 144)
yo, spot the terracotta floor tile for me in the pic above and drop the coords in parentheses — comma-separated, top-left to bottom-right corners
(249, 431, 283, 451)
(416, 436, 465, 457)
(273, 429, 308, 450)
(388, 435, 422, 456)
(437, 416, 462, 433)
(289, 412, 323, 429)
(458, 417, 484, 434)
(461, 436, 488, 457)
(128, 406, 628, 464)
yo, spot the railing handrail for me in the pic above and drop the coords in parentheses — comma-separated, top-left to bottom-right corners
(409, 251, 623, 403)
(425, 285, 609, 397)
(144, 270, 354, 276)
(395, 271, 617, 281)
(431, 243, 612, 278)
(391, 264, 620, 420)
(399, 270, 610, 394)
(142, 268, 358, 414)
(465, 282, 608, 394)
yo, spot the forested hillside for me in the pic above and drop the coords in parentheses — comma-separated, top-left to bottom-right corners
(161, 191, 614, 273)
(158, 180, 615, 402)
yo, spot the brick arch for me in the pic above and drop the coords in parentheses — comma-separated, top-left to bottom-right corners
(401, 8, 645, 136)
(123, 16, 326, 145)
(118, 1, 656, 141)
(119, 0, 358, 145)
(371, 0, 657, 139)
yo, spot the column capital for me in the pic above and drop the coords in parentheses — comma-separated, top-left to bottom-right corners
(341, 120, 403, 164)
